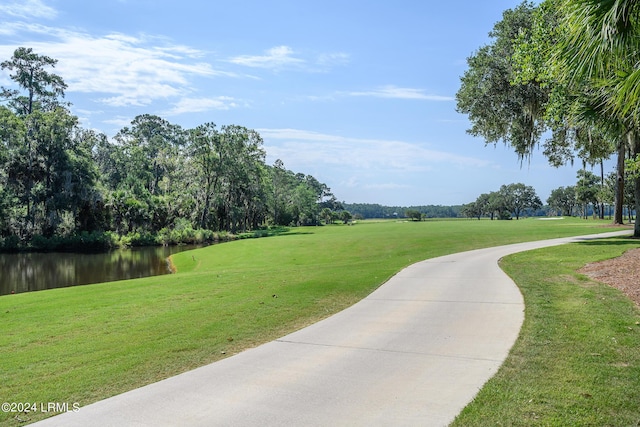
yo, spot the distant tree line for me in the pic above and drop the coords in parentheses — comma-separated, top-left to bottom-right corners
(343, 203, 462, 220)
(0, 48, 340, 251)
(461, 183, 542, 220)
(462, 170, 637, 221)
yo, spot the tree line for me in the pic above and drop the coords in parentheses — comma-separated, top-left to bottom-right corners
(462, 183, 542, 220)
(0, 48, 340, 251)
(342, 203, 462, 220)
(547, 168, 637, 220)
(456, 0, 640, 236)
(461, 171, 638, 221)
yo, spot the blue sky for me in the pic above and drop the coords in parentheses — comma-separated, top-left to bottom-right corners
(0, 0, 609, 206)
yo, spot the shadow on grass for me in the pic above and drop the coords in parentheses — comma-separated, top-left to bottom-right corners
(238, 227, 315, 239)
(574, 235, 639, 246)
(274, 231, 315, 236)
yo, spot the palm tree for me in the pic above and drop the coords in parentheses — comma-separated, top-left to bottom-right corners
(559, 0, 640, 120)
(557, 0, 640, 235)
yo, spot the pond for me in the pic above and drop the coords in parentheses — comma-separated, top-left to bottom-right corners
(0, 245, 202, 296)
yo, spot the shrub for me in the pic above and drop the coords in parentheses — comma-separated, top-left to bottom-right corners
(0, 235, 20, 252)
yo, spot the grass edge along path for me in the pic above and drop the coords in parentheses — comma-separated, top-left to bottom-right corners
(451, 236, 640, 426)
(0, 218, 632, 425)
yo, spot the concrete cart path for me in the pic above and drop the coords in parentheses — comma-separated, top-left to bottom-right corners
(32, 230, 631, 427)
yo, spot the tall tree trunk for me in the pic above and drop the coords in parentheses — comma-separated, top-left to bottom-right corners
(635, 175, 640, 237)
(200, 191, 211, 230)
(599, 160, 604, 219)
(26, 130, 36, 237)
(630, 132, 640, 237)
(614, 137, 626, 224)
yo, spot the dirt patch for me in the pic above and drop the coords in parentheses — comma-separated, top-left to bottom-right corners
(579, 248, 640, 307)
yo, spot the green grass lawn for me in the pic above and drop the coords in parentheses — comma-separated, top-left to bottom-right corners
(452, 237, 640, 426)
(0, 218, 635, 425)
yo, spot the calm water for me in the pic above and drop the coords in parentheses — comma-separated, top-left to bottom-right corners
(0, 245, 202, 296)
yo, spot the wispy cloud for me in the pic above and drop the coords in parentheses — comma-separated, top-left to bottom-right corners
(258, 128, 496, 204)
(0, 23, 235, 108)
(259, 128, 490, 172)
(163, 96, 238, 115)
(228, 45, 349, 72)
(228, 45, 304, 69)
(348, 85, 454, 101)
(102, 116, 135, 128)
(0, 0, 57, 19)
(316, 52, 350, 68)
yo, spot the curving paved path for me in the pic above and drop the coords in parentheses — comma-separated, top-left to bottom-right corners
(32, 231, 630, 427)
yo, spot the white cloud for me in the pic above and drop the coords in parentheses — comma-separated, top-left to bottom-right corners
(348, 85, 454, 101)
(164, 96, 238, 115)
(316, 52, 350, 68)
(102, 116, 134, 128)
(259, 128, 491, 173)
(0, 0, 57, 19)
(228, 45, 304, 69)
(259, 128, 496, 205)
(0, 23, 235, 108)
(228, 46, 349, 73)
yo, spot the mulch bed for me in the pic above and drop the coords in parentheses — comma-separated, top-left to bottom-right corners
(579, 247, 640, 307)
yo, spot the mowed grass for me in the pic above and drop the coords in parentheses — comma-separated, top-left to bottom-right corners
(0, 218, 630, 424)
(452, 237, 640, 426)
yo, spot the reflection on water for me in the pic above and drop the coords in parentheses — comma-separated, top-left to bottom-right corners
(0, 245, 202, 296)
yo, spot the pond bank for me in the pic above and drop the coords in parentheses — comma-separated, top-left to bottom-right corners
(0, 244, 203, 296)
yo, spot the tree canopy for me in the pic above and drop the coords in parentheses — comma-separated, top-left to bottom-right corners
(456, 1, 548, 163)
(0, 47, 338, 250)
(462, 183, 542, 220)
(457, 0, 640, 234)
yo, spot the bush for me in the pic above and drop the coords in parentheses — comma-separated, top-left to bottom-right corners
(0, 235, 20, 252)
(0, 226, 244, 253)
(157, 224, 223, 245)
(118, 231, 157, 247)
(27, 231, 118, 252)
